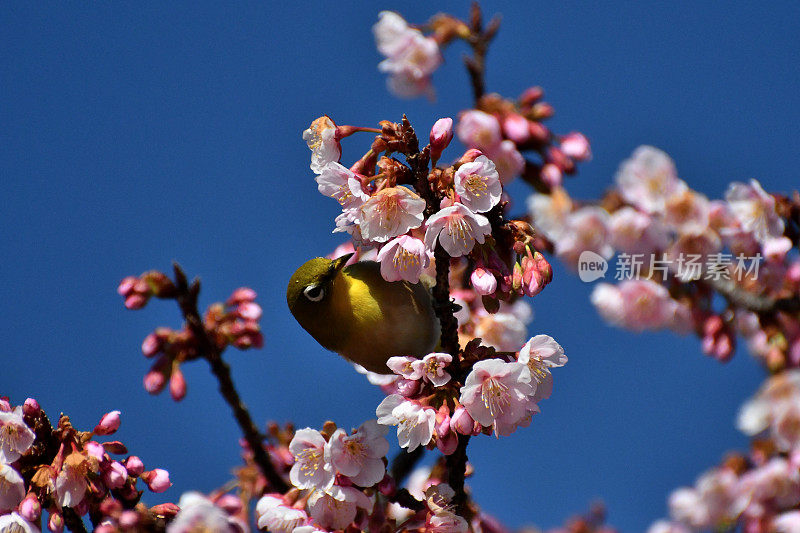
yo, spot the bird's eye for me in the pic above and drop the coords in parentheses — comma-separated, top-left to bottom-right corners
(303, 284, 325, 302)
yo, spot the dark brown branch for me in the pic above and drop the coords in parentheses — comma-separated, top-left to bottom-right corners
(389, 488, 425, 512)
(390, 445, 425, 485)
(463, 2, 501, 104)
(172, 263, 289, 493)
(708, 277, 800, 315)
(433, 245, 462, 359)
(445, 434, 471, 518)
(63, 507, 88, 533)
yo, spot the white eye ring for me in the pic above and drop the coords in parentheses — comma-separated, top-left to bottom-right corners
(303, 284, 325, 302)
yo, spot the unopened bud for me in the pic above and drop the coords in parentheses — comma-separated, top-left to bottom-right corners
(519, 86, 544, 107)
(22, 398, 40, 417)
(19, 493, 41, 521)
(528, 121, 550, 143)
(429, 117, 454, 161)
(103, 461, 128, 490)
(458, 148, 484, 164)
(141, 333, 162, 358)
(142, 469, 171, 493)
(216, 494, 243, 515)
(118, 510, 139, 529)
(169, 367, 187, 402)
(49, 512, 64, 533)
(94, 410, 121, 436)
(378, 475, 396, 496)
(540, 163, 562, 188)
(450, 407, 476, 435)
(502, 113, 530, 144)
(150, 502, 181, 518)
(471, 267, 497, 296)
(560, 132, 591, 161)
(436, 431, 459, 455)
(532, 102, 554, 120)
(124, 456, 145, 477)
(227, 287, 257, 305)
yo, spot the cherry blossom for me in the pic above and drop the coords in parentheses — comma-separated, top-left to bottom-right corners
(517, 335, 567, 402)
(386, 355, 424, 381)
(288, 428, 334, 491)
(0, 462, 24, 512)
(376, 235, 429, 282)
(303, 116, 341, 174)
(424, 203, 491, 257)
(376, 395, 436, 451)
(306, 485, 372, 530)
(359, 186, 426, 243)
(725, 179, 785, 244)
(167, 492, 240, 533)
(413, 352, 453, 387)
(554, 206, 613, 267)
(315, 162, 369, 210)
(0, 407, 35, 463)
(0, 512, 39, 533)
(456, 110, 502, 151)
(453, 155, 502, 213)
(459, 359, 537, 436)
(614, 145, 687, 214)
(256, 495, 309, 533)
(328, 420, 389, 487)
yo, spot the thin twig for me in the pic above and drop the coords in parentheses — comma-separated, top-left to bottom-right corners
(445, 434, 471, 518)
(463, 2, 501, 104)
(172, 263, 289, 493)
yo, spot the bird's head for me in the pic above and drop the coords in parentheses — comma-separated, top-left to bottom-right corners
(286, 253, 353, 320)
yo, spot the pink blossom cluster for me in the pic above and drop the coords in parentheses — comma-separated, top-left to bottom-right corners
(159, 492, 247, 533)
(529, 145, 799, 364)
(0, 397, 172, 533)
(647, 371, 800, 532)
(250, 420, 388, 532)
(119, 277, 264, 401)
(373, 11, 444, 99)
(368, 334, 566, 449)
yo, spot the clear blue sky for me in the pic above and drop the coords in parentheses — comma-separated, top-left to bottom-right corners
(2, 2, 798, 531)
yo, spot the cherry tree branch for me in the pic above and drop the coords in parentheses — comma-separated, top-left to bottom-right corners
(172, 263, 289, 493)
(463, 2, 501, 104)
(707, 277, 800, 315)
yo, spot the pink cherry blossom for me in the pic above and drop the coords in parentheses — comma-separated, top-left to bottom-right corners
(609, 206, 670, 254)
(378, 32, 442, 99)
(167, 492, 238, 533)
(316, 162, 370, 210)
(0, 463, 25, 512)
(307, 485, 372, 530)
(459, 359, 537, 436)
(328, 420, 389, 487)
(485, 140, 525, 184)
(386, 356, 424, 381)
(373, 11, 414, 57)
(527, 187, 574, 241)
(430, 117, 454, 160)
(517, 335, 567, 402)
(0, 407, 35, 463)
(456, 110, 502, 151)
(725, 179, 785, 244)
(288, 428, 334, 491)
(56, 455, 89, 508)
(376, 395, 436, 451)
(471, 266, 497, 296)
(454, 155, 502, 213)
(774, 511, 800, 533)
(560, 132, 591, 161)
(591, 280, 678, 332)
(142, 468, 172, 493)
(554, 206, 613, 267)
(424, 203, 491, 257)
(256, 495, 309, 533)
(412, 353, 453, 387)
(94, 410, 121, 436)
(0, 512, 39, 533)
(663, 189, 711, 235)
(502, 113, 530, 144)
(359, 186, 426, 243)
(615, 145, 688, 214)
(302, 116, 341, 174)
(376, 235, 430, 283)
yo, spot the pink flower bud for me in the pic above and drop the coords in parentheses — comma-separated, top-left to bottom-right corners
(141, 333, 162, 358)
(236, 302, 262, 321)
(124, 293, 149, 310)
(378, 475, 396, 496)
(519, 86, 544, 107)
(458, 148, 484, 164)
(85, 441, 106, 462)
(118, 511, 139, 529)
(94, 410, 121, 436)
(95, 524, 116, 533)
(560, 132, 591, 161)
(49, 512, 64, 533)
(143, 369, 167, 395)
(103, 461, 128, 490)
(22, 398, 40, 417)
(99, 497, 123, 517)
(470, 267, 497, 296)
(169, 367, 187, 402)
(227, 287, 257, 305)
(435, 413, 451, 440)
(436, 431, 459, 455)
(149, 503, 180, 517)
(216, 494, 243, 515)
(117, 276, 138, 296)
(502, 113, 530, 144)
(142, 469, 171, 493)
(528, 121, 550, 143)
(395, 378, 421, 398)
(19, 494, 41, 521)
(0, 398, 10, 412)
(532, 102, 554, 120)
(450, 407, 475, 435)
(124, 456, 145, 477)
(429, 117, 454, 161)
(540, 163, 562, 188)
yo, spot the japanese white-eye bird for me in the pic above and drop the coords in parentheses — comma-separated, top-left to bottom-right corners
(287, 254, 439, 374)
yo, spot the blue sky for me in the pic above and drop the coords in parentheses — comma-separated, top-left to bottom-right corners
(2, 2, 798, 531)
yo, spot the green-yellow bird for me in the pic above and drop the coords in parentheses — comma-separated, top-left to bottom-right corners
(286, 254, 439, 374)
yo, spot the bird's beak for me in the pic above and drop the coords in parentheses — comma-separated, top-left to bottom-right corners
(330, 252, 354, 272)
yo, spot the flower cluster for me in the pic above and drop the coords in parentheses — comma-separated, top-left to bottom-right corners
(529, 145, 800, 365)
(0, 397, 172, 533)
(164, 492, 247, 533)
(250, 420, 388, 532)
(119, 273, 264, 400)
(646, 371, 800, 532)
